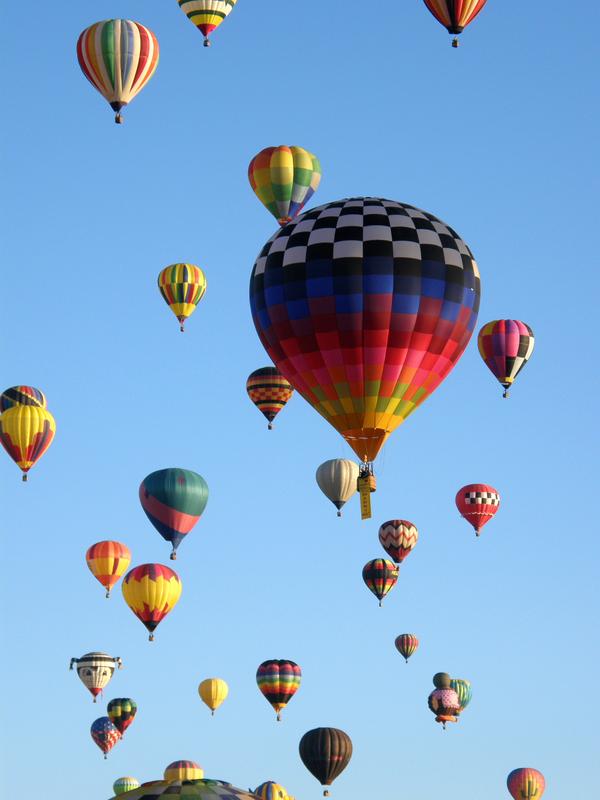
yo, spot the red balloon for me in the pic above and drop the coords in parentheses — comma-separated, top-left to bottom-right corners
(455, 483, 500, 536)
(507, 768, 546, 800)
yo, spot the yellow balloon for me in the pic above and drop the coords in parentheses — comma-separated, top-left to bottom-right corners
(121, 564, 182, 641)
(198, 678, 229, 715)
(0, 404, 56, 480)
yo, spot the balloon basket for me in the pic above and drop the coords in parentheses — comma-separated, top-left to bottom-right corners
(22, 473, 28, 482)
(452, 38, 459, 48)
(115, 113, 123, 124)
(203, 38, 211, 47)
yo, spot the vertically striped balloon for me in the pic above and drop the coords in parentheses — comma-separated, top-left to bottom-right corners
(450, 678, 472, 712)
(121, 563, 182, 640)
(158, 264, 207, 332)
(507, 768, 546, 800)
(164, 761, 204, 781)
(86, 541, 131, 598)
(378, 520, 418, 563)
(253, 783, 290, 800)
(394, 634, 419, 663)
(77, 19, 159, 123)
(478, 320, 535, 397)
(248, 146, 322, 226)
(256, 660, 302, 721)
(246, 367, 293, 428)
(114, 778, 141, 796)
(0, 386, 46, 412)
(422, 1, 488, 46)
(0, 405, 56, 480)
(362, 559, 399, 606)
(178, 1, 238, 47)
(315, 459, 359, 516)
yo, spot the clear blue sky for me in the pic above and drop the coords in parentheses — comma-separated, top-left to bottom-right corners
(1, 2, 599, 798)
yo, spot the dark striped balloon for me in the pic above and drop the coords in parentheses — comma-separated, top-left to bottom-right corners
(394, 633, 419, 663)
(139, 468, 209, 558)
(362, 559, 399, 606)
(256, 659, 301, 720)
(107, 697, 137, 734)
(246, 367, 293, 429)
(0, 385, 47, 412)
(299, 727, 352, 795)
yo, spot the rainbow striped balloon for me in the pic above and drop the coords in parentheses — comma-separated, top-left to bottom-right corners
(77, 19, 159, 123)
(158, 264, 207, 332)
(256, 660, 302, 721)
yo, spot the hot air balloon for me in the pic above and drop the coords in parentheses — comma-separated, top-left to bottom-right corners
(70, 652, 122, 701)
(246, 368, 294, 429)
(507, 768, 546, 800)
(253, 782, 291, 800)
(456, 483, 500, 536)
(86, 541, 131, 598)
(108, 697, 137, 735)
(248, 146, 322, 226)
(299, 727, 352, 796)
(164, 762, 204, 781)
(178, 1, 238, 46)
(422, 0, 489, 47)
(77, 19, 159, 123)
(427, 673, 461, 728)
(139, 468, 209, 559)
(256, 660, 302, 721)
(0, 405, 56, 480)
(395, 634, 419, 663)
(250, 198, 480, 483)
(109, 779, 259, 800)
(198, 678, 229, 715)
(450, 679, 472, 713)
(158, 264, 207, 332)
(378, 520, 418, 563)
(121, 563, 182, 640)
(0, 386, 46, 412)
(478, 320, 535, 397)
(362, 559, 399, 607)
(315, 459, 359, 517)
(114, 778, 141, 796)
(91, 717, 121, 759)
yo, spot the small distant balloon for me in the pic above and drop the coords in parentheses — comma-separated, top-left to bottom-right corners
(299, 727, 352, 796)
(456, 483, 500, 536)
(246, 367, 293, 429)
(378, 520, 418, 563)
(177, 0, 239, 47)
(198, 678, 229, 715)
(256, 660, 302, 721)
(253, 783, 291, 800)
(395, 634, 419, 663)
(107, 697, 137, 735)
(0, 404, 56, 480)
(315, 459, 359, 516)
(158, 264, 207, 332)
(422, 0, 489, 47)
(450, 678, 472, 713)
(0, 385, 46, 412)
(164, 761, 204, 781)
(428, 673, 460, 728)
(114, 778, 141, 796)
(507, 768, 546, 800)
(362, 559, 399, 607)
(478, 320, 534, 398)
(86, 541, 131, 598)
(121, 563, 182, 640)
(70, 652, 122, 701)
(91, 717, 121, 758)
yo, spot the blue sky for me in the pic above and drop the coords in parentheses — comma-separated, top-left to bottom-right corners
(1, 1, 599, 798)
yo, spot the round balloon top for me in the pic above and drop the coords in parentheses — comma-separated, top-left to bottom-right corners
(0, 385, 47, 412)
(178, 1, 239, 46)
(164, 762, 204, 781)
(108, 779, 259, 800)
(246, 367, 294, 428)
(299, 727, 353, 793)
(121, 563, 182, 640)
(506, 768, 546, 800)
(250, 198, 480, 463)
(114, 778, 141, 796)
(378, 519, 418, 563)
(433, 672, 451, 689)
(253, 783, 290, 800)
(477, 319, 534, 396)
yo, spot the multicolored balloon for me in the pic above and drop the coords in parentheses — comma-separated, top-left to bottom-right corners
(362, 559, 399, 606)
(455, 483, 500, 536)
(70, 652, 122, 701)
(422, 0, 489, 46)
(253, 783, 291, 800)
(109, 780, 259, 800)
(198, 678, 229, 715)
(427, 673, 460, 728)
(250, 198, 480, 465)
(164, 762, 204, 781)
(158, 264, 207, 332)
(178, 1, 238, 46)
(299, 727, 352, 795)
(139, 468, 209, 559)
(315, 459, 359, 516)
(246, 367, 294, 429)
(121, 563, 182, 640)
(248, 146, 322, 226)
(378, 520, 418, 563)
(450, 678, 472, 713)
(91, 716, 121, 758)
(0, 386, 46, 412)
(256, 660, 302, 721)
(478, 320, 535, 397)
(507, 768, 546, 800)
(0, 404, 56, 480)
(107, 697, 137, 735)
(77, 19, 159, 123)
(395, 634, 419, 663)
(114, 778, 141, 796)
(86, 541, 131, 598)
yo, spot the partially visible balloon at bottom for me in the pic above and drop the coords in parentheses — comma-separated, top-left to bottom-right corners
(114, 778, 141, 795)
(507, 768, 546, 800)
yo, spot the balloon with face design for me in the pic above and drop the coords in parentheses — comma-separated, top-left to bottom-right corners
(70, 652, 122, 701)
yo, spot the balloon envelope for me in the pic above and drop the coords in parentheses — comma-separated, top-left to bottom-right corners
(198, 678, 229, 714)
(362, 559, 399, 605)
(248, 146, 322, 225)
(86, 541, 131, 597)
(0, 385, 46, 412)
(507, 768, 546, 800)
(177, 1, 238, 46)
(121, 563, 182, 639)
(0, 405, 56, 479)
(250, 198, 480, 463)
(478, 319, 534, 396)
(422, 0, 488, 36)
(91, 716, 121, 757)
(246, 367, 293, 428)
(114, 778, 141, 796)
(395, 634, 419, 662)
(164, 762, 204, 781)
(450, 679, 472, 712)
(70, 652, 122, 700)
(253, 783, 290, 800)
(107, 697, 137, 734)
(378, 520, 418, 563)
(158, 264, 207, 331)
(299, 727, 352, 789)
(455, 483, 500, 535)
(256, 660, 302, 720)
(108, 779, 258, 800)
(315, 459, 359, 515)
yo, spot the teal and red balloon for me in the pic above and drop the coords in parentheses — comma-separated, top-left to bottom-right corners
(139, 468, 209, 559)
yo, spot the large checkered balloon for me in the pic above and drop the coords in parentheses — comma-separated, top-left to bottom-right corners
(250, 198, 480, 462)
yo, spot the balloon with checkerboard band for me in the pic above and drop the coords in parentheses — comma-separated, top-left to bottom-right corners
(455, 483, 500, 536)
(249, 198, 480, 469)
(478, 319, 534, 397)
(246, 367, 293, 429)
